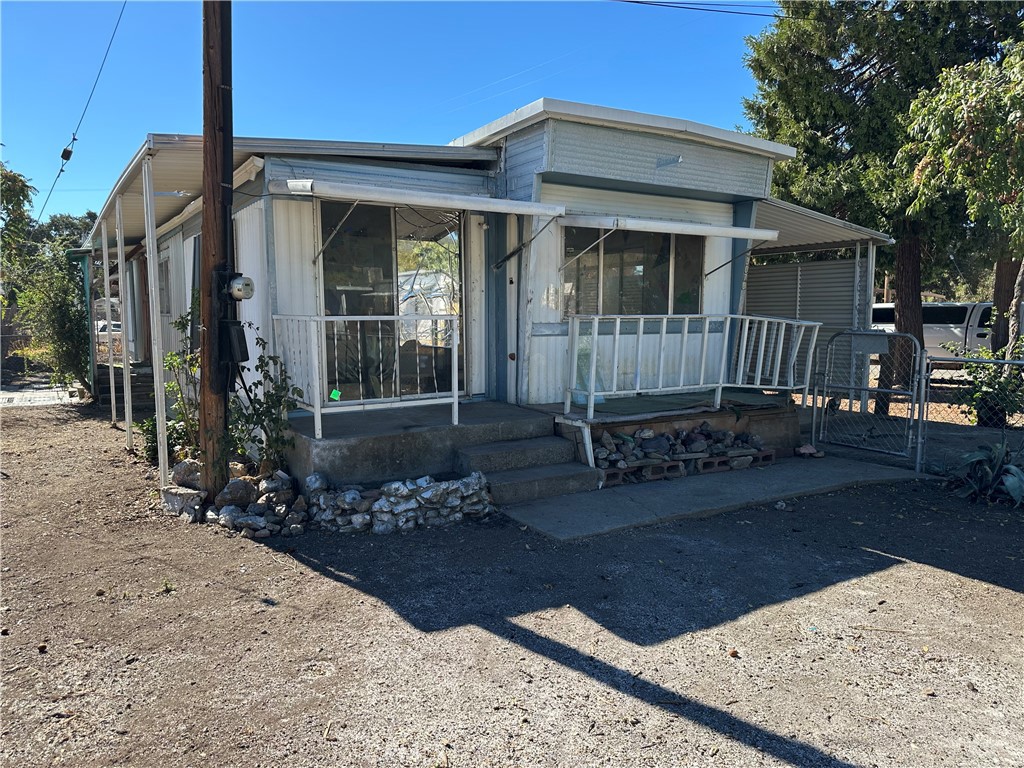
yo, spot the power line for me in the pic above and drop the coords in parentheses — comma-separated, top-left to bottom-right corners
(36, 0, 128, 222)
(614, 0, 819, 22)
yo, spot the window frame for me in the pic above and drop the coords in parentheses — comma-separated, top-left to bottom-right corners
(562, 226, 705, 318)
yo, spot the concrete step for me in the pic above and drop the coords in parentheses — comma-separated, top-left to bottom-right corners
(458, 436, 576, 474)
(486, 462, 604, 505)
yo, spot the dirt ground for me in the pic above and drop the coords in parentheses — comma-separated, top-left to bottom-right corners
(2, 403, 1023, 768)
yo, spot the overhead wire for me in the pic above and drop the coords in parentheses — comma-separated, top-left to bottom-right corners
(614, 0, 821, 23)
(35, 0, 128, 222)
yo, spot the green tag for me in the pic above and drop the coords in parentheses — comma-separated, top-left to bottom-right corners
(329, 389, 341, 401)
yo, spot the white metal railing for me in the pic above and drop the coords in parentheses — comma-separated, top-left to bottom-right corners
(564, 314, 821, 419)
(273, 313, 459, 439)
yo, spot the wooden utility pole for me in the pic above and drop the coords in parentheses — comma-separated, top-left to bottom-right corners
(199, 0, 233, 495)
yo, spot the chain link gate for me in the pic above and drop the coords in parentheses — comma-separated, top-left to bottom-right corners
(813, 331, 926, 471)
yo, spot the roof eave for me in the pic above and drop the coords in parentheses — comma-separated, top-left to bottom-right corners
(449, 97, 796, 161)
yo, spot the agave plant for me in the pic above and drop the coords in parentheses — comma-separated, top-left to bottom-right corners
(953, 441, 1024, 506)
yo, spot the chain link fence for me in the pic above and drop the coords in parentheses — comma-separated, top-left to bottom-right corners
(923, 356, 1024, 472)
(926, 357, 1024, 429)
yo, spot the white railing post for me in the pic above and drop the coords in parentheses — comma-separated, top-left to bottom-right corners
(451, 317, 459, 425)
(771, 321, 785, 388)
(611, 317, 622, 395)
(678, 316, 690, 389)
(715, 316, 731, 408)
(588, 316, 599, 420)
(565, 316, 578, 414)
(657, 316, 667, 390)
(633, 317, 644, 393)
(698, 317, 710, 387)
(309, 318, 322, 439)
(753, 318, 767, 387)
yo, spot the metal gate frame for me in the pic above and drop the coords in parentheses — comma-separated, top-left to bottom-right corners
(813, 330, 926, 472)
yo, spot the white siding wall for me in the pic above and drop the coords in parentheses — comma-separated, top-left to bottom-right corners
(157, 232, 188, 363)
(521, 184, 736, 403)
(234, 201, 269, 392)
(549, 122, 773, 199)
(502, 123, 547, 201)
(263, 157, 492, 197)
(271, 198, 318, 317)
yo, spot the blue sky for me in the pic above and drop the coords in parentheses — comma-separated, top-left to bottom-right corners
(1, 1, 776, 219)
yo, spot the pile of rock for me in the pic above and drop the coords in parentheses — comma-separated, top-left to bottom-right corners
(304, 471, 493, 535)
(593, 422, 766, 482)
(159, 458, 494, 538)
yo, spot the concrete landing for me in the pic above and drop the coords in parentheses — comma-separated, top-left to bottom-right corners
(502, 456, 929, 541)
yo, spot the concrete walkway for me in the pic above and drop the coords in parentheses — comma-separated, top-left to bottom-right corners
(0, 380, 73, 408)
(503, 455, 929, 540)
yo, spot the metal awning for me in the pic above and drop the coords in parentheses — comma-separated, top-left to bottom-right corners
(752, 198, 892, 255)
(84, 134, 499, 250)
(559, 214, 778, 242)
(267, 179, 566, 218)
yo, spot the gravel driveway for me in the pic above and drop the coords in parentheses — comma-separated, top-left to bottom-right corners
(2, 404, 1022, 767)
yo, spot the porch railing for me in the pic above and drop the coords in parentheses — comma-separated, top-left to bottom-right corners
(273, 313, 459, 439)
(564, 314, 821, 419)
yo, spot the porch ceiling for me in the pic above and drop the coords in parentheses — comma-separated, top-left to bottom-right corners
(751, 198, 892, 255)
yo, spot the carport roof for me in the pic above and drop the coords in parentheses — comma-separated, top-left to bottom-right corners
(752, 197, 892, 254)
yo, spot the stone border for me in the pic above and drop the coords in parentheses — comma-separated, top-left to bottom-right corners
(160, 460, 495, 538)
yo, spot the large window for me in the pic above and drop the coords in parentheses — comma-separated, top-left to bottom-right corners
(318, 201, 463, 401)
(563, 227, 704, 316)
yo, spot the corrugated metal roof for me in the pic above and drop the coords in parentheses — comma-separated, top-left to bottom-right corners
(752, 198, 892, 254)
(86, 135, 497, 250)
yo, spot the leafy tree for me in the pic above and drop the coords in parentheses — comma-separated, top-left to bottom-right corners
(905, 39, 1024, 349)
(744, 1, 1024, 349)
(29, 211, 97, 248)
(15, 239, 91, 389)
(1, 162, 95, 387)
(0, 162, 37, 299)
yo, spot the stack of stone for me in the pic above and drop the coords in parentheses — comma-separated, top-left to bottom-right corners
(209, 473, 308, 539)
(304, 471, 493, 535)
(158, 459, 309, 538)
(592, 422, 765, 482)
(159, 458, 495, 538)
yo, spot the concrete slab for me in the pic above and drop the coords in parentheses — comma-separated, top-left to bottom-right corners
(502, 456, 930, 541)
(0, 382, 73, 408)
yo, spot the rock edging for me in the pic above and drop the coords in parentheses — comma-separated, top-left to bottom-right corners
(160, 459, 494, 538)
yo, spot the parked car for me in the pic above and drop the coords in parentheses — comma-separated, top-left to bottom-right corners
(871, 302, 1003, 357)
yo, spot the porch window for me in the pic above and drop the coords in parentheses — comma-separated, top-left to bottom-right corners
(563, 226, 703, 316)
(319, 201, 462, 402)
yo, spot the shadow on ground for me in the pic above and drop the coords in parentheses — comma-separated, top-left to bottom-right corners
(269, 479, 1022, 767)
